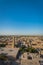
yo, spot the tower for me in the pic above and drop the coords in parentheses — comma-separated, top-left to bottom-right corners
(12, 36, 15, 48)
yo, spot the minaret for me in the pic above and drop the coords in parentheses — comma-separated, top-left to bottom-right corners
(12, 36, 15, 48)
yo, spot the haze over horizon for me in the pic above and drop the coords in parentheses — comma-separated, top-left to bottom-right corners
(0, 0, 43, 35)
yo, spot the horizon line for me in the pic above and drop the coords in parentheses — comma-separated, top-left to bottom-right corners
(0, 34, 43, 36)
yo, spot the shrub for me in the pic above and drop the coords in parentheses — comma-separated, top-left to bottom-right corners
(26, 47, 38, 53)
(19, 45, 26, 54)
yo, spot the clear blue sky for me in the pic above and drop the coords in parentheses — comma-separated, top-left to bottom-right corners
(0, 0, 43, 35)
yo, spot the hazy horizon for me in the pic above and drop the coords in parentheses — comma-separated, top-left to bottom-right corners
(0, 0, 43, 35)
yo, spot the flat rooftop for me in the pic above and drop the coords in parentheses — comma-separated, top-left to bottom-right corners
(0, 48, 19, 58)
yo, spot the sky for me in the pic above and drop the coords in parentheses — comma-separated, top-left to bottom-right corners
(0, 0, 43, 35)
